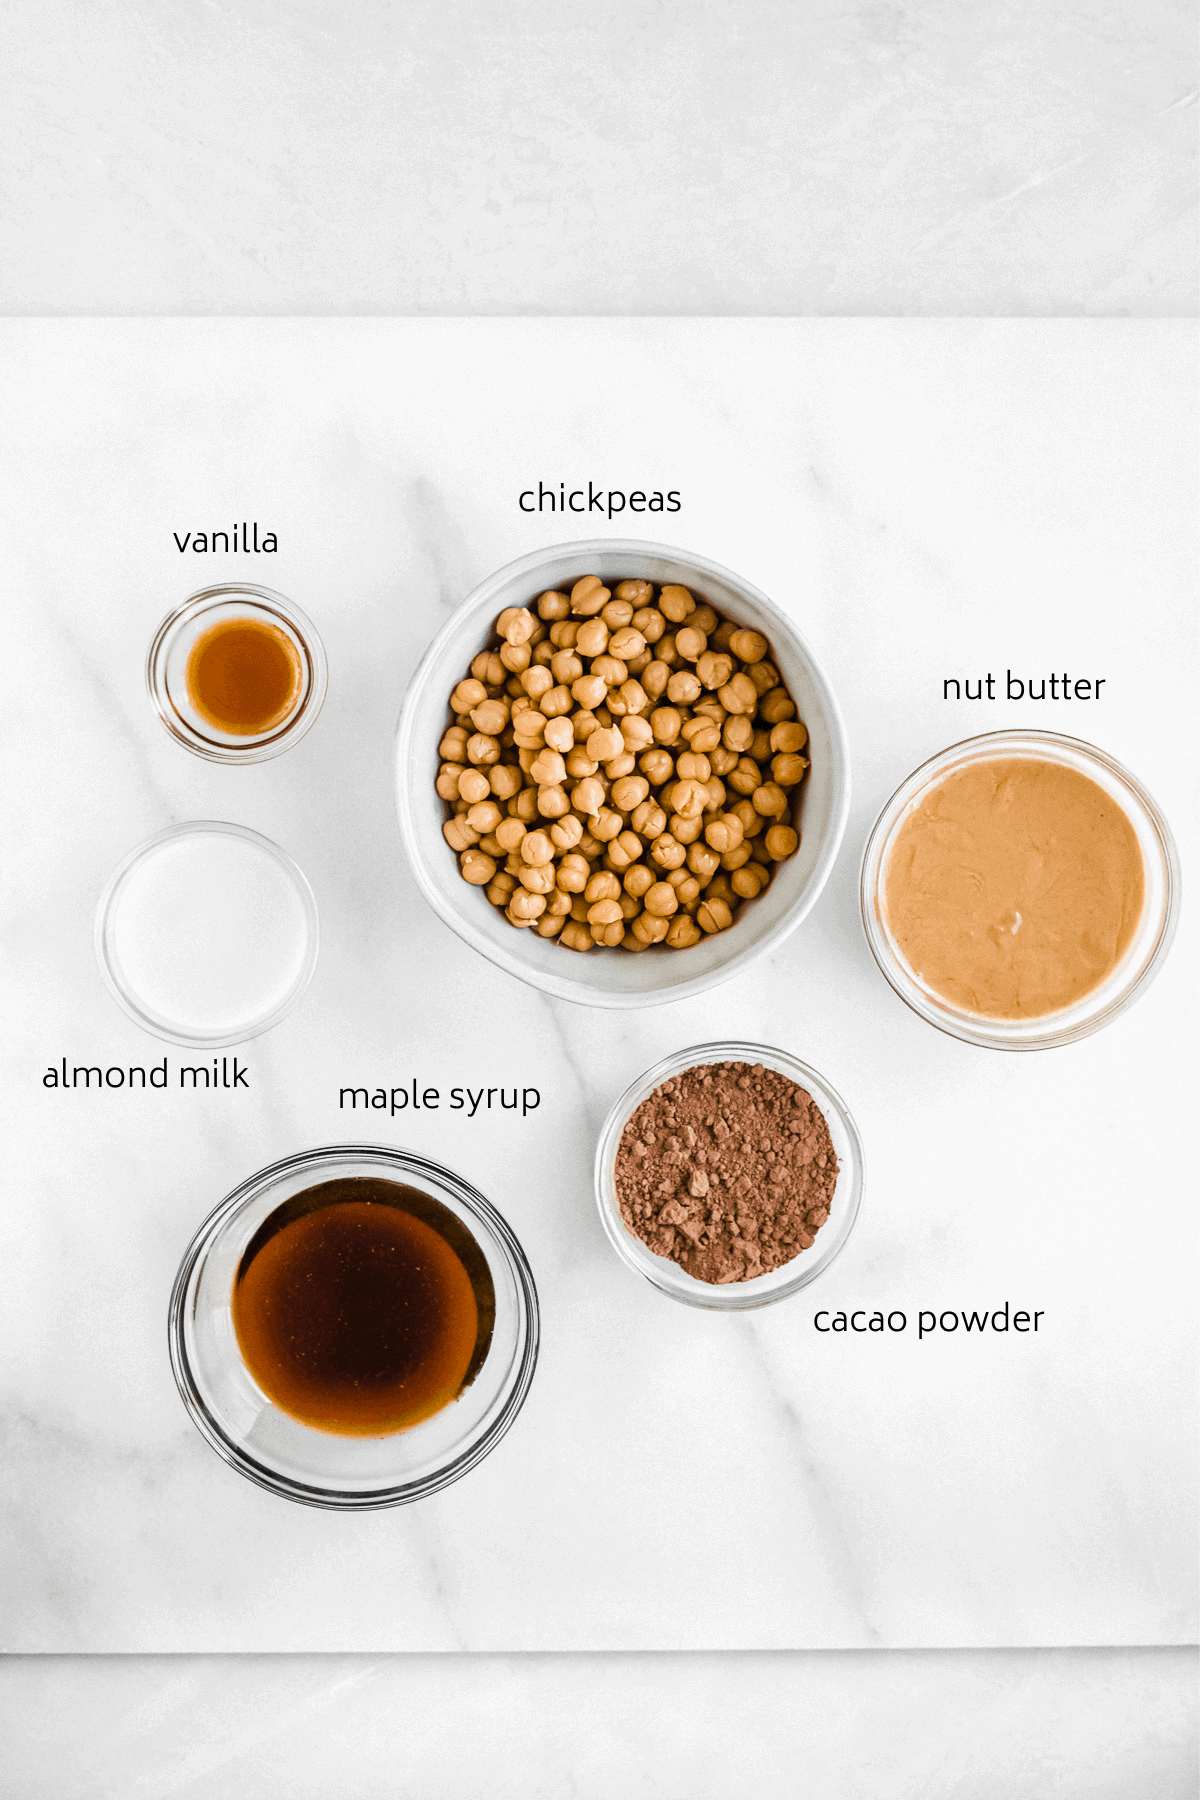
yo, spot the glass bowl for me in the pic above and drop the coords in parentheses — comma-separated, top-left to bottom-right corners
(94, 820, 319, 1048)
(168, 1144, 540, 1508)
(860, 730, 1181, 1051)
(594, 1041, 864, 1310)
(394, 539, 850, 1009)
(147, 583, 328, 763)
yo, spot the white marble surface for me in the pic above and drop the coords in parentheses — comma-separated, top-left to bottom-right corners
(1, 320, 1194, 1659)
(1, 1647, 1196, 1799)
(0, 0, 1195, 317)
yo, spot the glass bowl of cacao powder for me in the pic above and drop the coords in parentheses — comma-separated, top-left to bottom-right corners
(595, 1042, 864, 1309)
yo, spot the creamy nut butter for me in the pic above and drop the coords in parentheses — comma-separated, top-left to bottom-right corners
(883, 757, 1145, 1019)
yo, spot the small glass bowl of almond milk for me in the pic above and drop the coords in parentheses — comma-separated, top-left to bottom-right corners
(95, 821, 319, 1047)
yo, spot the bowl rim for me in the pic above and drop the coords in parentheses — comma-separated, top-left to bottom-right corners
(167, 1142, 541, 1510)
(593, 1039, 865, 1310)
(94, 818, 320, 1048)
(858, 728, 1182, 1051)
(394, 537, 852, 1008)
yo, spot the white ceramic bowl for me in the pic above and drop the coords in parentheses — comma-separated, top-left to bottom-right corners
(394, 540, 850, 1008)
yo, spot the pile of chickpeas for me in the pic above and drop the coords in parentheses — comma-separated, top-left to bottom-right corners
(437, 576, 809, 952)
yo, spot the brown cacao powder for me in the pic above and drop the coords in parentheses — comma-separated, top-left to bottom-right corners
(614, 1060, 838, 1284)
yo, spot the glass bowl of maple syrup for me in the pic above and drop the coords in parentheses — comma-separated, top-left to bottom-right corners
(169, 1144, 539, 1508)
(147, 583, 328, 763)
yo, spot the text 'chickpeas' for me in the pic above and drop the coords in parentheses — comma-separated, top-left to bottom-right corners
(437, 576, 810, 952)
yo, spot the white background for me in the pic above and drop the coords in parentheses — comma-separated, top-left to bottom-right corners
(1, 3, 1197, 1795)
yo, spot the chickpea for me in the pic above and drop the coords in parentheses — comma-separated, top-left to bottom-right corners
(469, 698, 510, 737)
(556, 853, 590, 893)
(730, 797, 765, 838)
(587, 725, 625, 762)
(760, 687, 796, 723)
(749, 728, 773, 763)
(444, 817, 480, 852)
(570, 575, 610, 616)
(578, 829, 604, 859)
(495, 607, 533, 645)
(643, 881, 679, 918)
(592, 808, 623, 842)
(697, 896, 733, 933)
(436, 764, 464, 801)
(541, 684, 573, 718)
(550, 815, 583, 851)
(720, 841, 753, 871)
(608, 626, 645, 662)
(514, 787, 540, 822)
(488, 763, 523, 800)
(529, 748, 566, 785)
(650, 834, 686, 871)
(550, 649, 583, 685)
(709, 746, 738, 777)
(670, 778, 709, 820)
(648, 706, 681, 745)
(459, 849, 495, 885)
(642, 660, 670, 701)
(451, 678, 487, 715)
(440, 724, 469, 760)
(695, 650, 732, 689)
(509, 889, 547, 923)
(591, 916, 626, 947)
(587, 895, 624, 927)
(560, 921, 594, 951)
(537, 589, 570, 621)
(620, 714, 654, 752)
(705, 776, 727, 811)
(471, 650, 506, 686)
(724, 627, 764, 663)
(639, 746, 675, 785)
(752, 782, 789, 819)
(718, 672, 758, 715)
(746, 660, 778, 697)
(632, 911, 670, 944)
(477, 832, 504, 858)
(608, 829, 643, 869)
(486, 871, 516, 905)
(500, 641, 531, 674)
(676, 751, 711, 782)
(606, 751, 636, 778)
(771, 720, 808, 754)
(512, 712, 547, 745)
(670, 813, 704, 845)
(535, 911, 565, 937)
(543, 715, 574, 754)
(565, 746, 599, 778)
(771, 752, 808, 786)
(611, 774, 649, 811)
(633, 606, 665, 643)
(613, 679, 650, 717)
(666, 669, 701, 705)
(520, 666, 553, 703)
(687, 841, 720, 881)
(728, 756, 761, 796)
(575, 618, 609, 658)
(466, 800, 502, 834)
(723, 714, 754, 753)
(765, 824, 799, 860)
(732, 863, 770, 898)
(495, 817, 526, 853)
(572, 674, 608, 710)
(572, 776, 605, 817)
(519, 864, 555, 895)
(538, 785, 570, 819)
(518, 829, 553, 867)
(624, 863, 654, 899)
(631, 798, 667, 839)
(705, 813, 744, 853)
(545, 887, 572, 916)
(583, 870, 620, 903)
(659, 584, 695, 623)
(664, 913, 701, 948)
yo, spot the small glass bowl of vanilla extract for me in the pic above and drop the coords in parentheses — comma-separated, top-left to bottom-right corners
(147, 584, 328, 763)
(169, 1145, 539, 1509)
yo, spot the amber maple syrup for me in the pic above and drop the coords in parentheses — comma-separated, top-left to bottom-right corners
(185, 615, 303, 736)
(232, 1178, 495, 1436)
